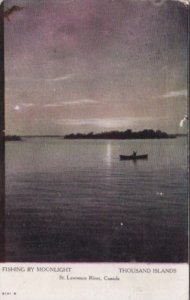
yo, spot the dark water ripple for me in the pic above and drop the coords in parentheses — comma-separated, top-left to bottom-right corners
(5, 138, 188, 262)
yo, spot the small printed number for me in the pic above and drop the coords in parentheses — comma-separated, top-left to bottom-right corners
(2, 292, 17, 296)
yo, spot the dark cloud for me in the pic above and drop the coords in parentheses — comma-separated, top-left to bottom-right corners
(5, 0, 188, 134)
(4, 5, 24, 20)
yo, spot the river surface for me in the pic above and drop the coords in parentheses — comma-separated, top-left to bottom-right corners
(5, 137, 188, 262)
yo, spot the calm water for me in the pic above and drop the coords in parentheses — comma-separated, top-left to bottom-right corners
(5, 138, 188, 262)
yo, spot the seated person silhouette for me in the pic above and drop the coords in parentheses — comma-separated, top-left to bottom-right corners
(133, 151, 137, 157)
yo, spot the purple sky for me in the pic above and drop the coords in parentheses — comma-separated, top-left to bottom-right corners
(5, 0, 188, 135)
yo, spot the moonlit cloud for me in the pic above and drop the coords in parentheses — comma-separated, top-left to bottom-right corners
(20, 103, 34, 107)
(162, 89, 187, 98)
(13, 103, 34, 112)
(6, 77, 42, 82)
(149, 0, 189, 5)
(46, 74, 74, 82)
(44, 99, 98, 107)
(175, 0, 190, 5)
(58, 117, 156, 128)
(6, 75, 73, 83)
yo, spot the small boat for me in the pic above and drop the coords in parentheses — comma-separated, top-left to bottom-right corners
(120, 154, 148, 160)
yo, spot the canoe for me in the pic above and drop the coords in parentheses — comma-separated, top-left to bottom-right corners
(120, 154, 148, 160)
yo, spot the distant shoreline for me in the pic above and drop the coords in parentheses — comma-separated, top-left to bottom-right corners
(64, 129, 179, 140)
(5, 131, 187, 141)
(5, 135, 22, 141)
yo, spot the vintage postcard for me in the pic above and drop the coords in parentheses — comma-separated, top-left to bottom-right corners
(0, 0, 189, 299)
